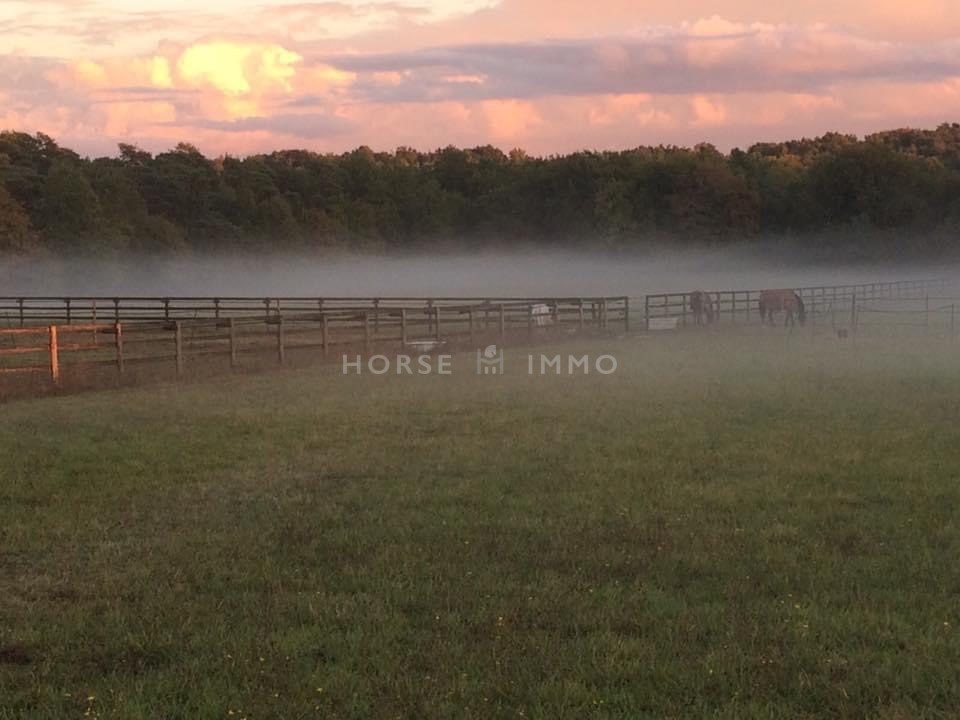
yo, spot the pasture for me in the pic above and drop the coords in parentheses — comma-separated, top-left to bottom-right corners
(1, 329, 959, 719)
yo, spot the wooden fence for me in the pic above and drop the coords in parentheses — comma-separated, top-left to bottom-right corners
(0, 297, 630, 388)
(0, 296, 628, 327)
(0, 279, 950, 392)
(642, 279, 947, 329)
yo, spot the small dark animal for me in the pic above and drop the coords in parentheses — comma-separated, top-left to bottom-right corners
(758, 289, 806, 327)
(689, 291, 718, 326)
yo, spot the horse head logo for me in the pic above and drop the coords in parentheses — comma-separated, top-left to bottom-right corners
(477, 344, 504, 375)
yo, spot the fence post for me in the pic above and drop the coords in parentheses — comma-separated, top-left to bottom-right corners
(277, 316, 285, 365)
(434, 306, 441, 341)
(49, 325, 60, 386)
(92, 299, 98, 346)
(174, 321, 183, 377)
(644, 295, 650, 331)
(400, 309, 407, 347)
(115, 322, 124, 375)
(321, 314, 329, 355)
(579, 299, 585, 331)
(65, 298, 71, 325)
(468, 307, 475, 344)
(18, 298, 24, 328)
(528, 305, 535, 338)
(229, 318, 238, 368)
(623, 297, 630, 332)
(364, 312, 372, 352)
(427, 300, 434, 335)
(163, 298, 170, 320)
(214, 298, 221, 319)
(850, 294, 857, 336)
(601, 298, 608, 329)
(499, 304, 506, 341)
(113, 298, 120, 323)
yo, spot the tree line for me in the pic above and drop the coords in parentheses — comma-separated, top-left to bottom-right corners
(3, 124, 960, 256)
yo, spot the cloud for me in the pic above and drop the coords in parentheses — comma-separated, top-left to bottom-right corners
(177, 112, 353, 138)
(319, 25, 960, 102)
(480, 99, 542, 140)
(177, 41, 302, 95)
(0, 1, 495, 58)
(6, 13, 960, 157)
(690, 96, 727, 126)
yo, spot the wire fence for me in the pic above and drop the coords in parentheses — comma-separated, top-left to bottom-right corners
(854, 295, 960, 338)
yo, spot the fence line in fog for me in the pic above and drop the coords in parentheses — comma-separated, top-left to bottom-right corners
(0, 295, 633, 328)
(641, 279, 947, 329)
(0, 278, 950, 394)
(0, 297, 630, 389)
(0, 280, 945, 329)
(852, 294, 960, 337)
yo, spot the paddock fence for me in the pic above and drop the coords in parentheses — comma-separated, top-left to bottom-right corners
(0, 296, 631, 328)
(852, 295, 960, 339)
(642, 279, 948, 330)
(0, 297, 630, 390)
(0, 279, 951, 395)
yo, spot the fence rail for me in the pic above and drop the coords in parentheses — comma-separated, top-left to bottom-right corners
(0, 295, 627, 327)
(0, 297, 630, 390)
(642, 279, 947, 329)
(0, 279, 950, 395)
(852, 295, 960, 337)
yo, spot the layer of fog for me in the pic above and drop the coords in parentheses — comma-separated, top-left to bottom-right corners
(1, 245, 954, 298)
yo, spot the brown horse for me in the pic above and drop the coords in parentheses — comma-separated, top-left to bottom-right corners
(689, 290, 718, 326)
(758, 289, 806, 327)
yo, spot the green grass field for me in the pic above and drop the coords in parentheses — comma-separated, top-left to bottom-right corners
(1, 330, 959, 719)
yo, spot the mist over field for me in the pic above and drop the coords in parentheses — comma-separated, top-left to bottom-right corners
(1, 245, 950, 297)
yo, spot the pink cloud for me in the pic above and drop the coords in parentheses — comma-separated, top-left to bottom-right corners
(4, 7, 960, 156)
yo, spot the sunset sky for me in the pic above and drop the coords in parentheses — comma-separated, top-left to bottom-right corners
(3, 0, 960, 157)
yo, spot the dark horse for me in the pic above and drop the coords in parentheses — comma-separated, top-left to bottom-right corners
(758, 289, 806, 327)
(689, 291, 718, 326)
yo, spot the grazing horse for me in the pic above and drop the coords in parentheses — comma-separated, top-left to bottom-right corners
(758, 289, 806, 327)
(689, 290, 718, 326)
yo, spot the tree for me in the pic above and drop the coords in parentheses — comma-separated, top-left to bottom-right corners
(118, 143, 153, 166)
(0, 185, 35, 253)
(41, 160, 104, 248)
(1, 126, 960, 256)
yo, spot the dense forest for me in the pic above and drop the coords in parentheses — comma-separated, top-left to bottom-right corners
(3, 124, 960, 256)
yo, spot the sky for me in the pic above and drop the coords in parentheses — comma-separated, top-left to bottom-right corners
(2, 0, 960, 157)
